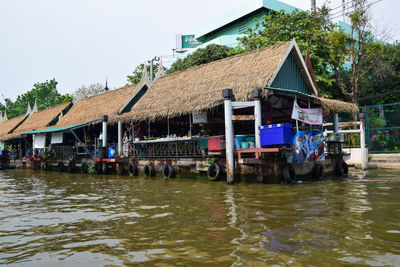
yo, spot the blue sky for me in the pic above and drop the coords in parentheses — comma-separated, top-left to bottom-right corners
(0, 0, 398, 102)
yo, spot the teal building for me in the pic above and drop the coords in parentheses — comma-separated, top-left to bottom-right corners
(175, 0, 300, 53)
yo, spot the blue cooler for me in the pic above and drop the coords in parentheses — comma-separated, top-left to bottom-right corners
(259, 124, 293, 146)
(108, 147, 116, 158)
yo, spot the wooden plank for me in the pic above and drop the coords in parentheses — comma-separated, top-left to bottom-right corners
(231, 101, 255, 109)
(232, 115, 255, 121)
(239, 158, 263, 165)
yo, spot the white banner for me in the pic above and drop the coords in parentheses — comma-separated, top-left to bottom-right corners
(291, 100, 323, 125)
(33, 134, 46, 149)
(51, 132, 63, 144)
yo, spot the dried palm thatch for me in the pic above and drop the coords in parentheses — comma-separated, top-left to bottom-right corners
(55, 85, 136, 127)
(1, 102, 73, 141)
(317, 97, 359, 113)
(0, 115, 28, 141)
(111, 42, 293, 123)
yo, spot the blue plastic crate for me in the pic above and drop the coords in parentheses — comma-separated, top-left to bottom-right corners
(0, 150, 8, 157)
(259, 124, 293, 146)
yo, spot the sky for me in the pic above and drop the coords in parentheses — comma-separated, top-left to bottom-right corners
(0, 0, 398, 102)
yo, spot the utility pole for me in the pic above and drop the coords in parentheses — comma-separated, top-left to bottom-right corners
(311, 0, 316, 12)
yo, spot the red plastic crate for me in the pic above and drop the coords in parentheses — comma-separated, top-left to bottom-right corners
(207, 136, 225, 151)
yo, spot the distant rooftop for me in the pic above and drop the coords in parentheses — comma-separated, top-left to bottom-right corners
(195, 0, 300, 39)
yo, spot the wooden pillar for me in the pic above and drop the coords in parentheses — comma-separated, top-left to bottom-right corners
(223, 89, 235, 185)
(118, 120, 122, 155)
(252, 88, 262, 149)
(360, 114, 367, 170)
(102, 115, 108, 148)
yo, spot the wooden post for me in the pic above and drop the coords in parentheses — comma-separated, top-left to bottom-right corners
(360, 114, 367, 170)
(118, 120, 122, 155)
(223, 89, 235, 185)
(333, 113, 339, 134)
(252, 89, 262, 149)
(102, 115, 108, 148)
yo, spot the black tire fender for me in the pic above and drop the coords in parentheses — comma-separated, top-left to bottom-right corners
(81, 162, 89, 173)
(57, 162, 64, 172)
(312, 163, 324, 180)
(282, 164, 297, 184)
(144, 164, 155, 177)
(336, 160, 349, 177)
(128, 162, 139, 176)
(162, 164, 175, 178)
(207, 163, 222, 181)
(68, 160, 76, 173)
(94, 162, 102, 174)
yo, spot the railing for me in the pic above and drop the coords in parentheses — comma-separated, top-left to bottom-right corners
(129, 138, 205, 159)
(365, 103, 400, 153)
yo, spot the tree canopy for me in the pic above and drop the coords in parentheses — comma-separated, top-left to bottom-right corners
(233, 6, 399, 106)
(167, 44, 231, 74)
(0, 79, 73, 119)
(73, 83, 107, 103)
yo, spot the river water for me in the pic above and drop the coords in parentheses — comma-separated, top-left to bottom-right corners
(0, 168, 399, 266)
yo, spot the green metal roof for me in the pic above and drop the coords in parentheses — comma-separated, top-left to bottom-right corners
(19, 123, 87, 135)
(195, 0, 299, 39)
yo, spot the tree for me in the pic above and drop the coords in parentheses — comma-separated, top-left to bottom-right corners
(73, 83, 107, 103)
(127, 63, 160, 85)
(358, 41, 400, 105)
(329, 6, 373, 104)
(167, 44, 232, 74)
(235, 8, 335, 95)
(234, 6, 391, 107)
(1, 79, 73, 119)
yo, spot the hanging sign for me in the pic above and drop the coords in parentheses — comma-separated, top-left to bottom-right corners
(291, 100, 323, 125)
(33, 134, 46, 149)
(51, 132, 63, 144)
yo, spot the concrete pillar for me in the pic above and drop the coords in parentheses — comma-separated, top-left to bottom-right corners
(252, 88, 262, 149)
(102, 115, 108, 148)
(118, 120, 122, 155)
(222, 89, 235, 185)
(360, 114, 367, 170)
(333, 113, 339, 134)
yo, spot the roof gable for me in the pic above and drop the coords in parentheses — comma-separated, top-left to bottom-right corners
(55, 85, 136, 127)
(268, 39, 318, 96)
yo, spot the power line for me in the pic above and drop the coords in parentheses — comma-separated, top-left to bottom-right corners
(330, 0, 383, 20)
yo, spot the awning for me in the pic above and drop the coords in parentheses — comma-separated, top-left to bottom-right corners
(19, 123, 88, 135)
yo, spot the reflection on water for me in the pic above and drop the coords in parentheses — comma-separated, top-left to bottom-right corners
(0, 168, 399, 266)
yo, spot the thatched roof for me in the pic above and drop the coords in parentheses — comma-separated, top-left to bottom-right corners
(1, 102, 73, 141)
(317, 97, 359, 113)
(112, 42, 294, 123)
(54, 85, 136, 127)
(0, 115, 28, 141)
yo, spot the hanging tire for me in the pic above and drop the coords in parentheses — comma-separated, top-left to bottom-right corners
(336, 160, 349, 177)
(162, 164, 175, 178)
(43, 162, 50, 171)
(68, 160, 76, 173)
(144, 164, 155, 177)
(94, 162, 102, 174)
(312, 163, 324, 180)
(207, 163, 222, 181)
(81, 162, 89, 173)
(282, 164, 297, 184)
(128, 162, 138, 176)
(57, 162, 64, 172)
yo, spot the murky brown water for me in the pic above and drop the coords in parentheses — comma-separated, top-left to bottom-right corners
(0, 168, 399, 266)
